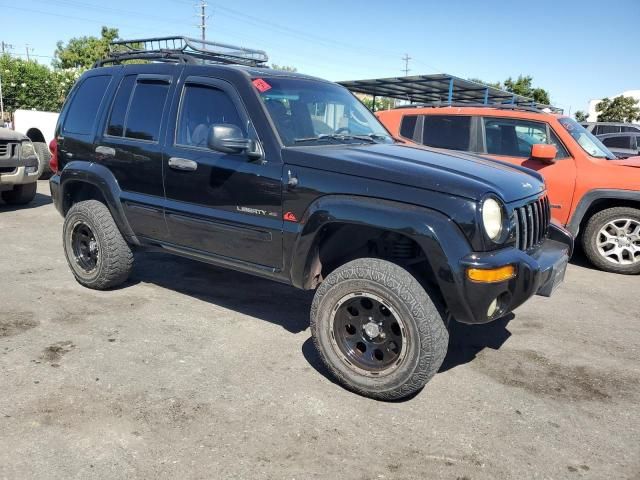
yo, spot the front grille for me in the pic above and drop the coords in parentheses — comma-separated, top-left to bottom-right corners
(0, 167, 16, 174)
(0, 142, 16, 157)
(513, 196, 550, 251)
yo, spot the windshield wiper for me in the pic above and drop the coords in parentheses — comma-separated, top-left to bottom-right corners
(293, 134, 378, 144)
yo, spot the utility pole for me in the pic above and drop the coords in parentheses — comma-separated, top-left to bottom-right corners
(25, 44, 32, 61)
(198, 1, 208, 43)
(402, 54, 411, 77)
(1, 41, 14, 55)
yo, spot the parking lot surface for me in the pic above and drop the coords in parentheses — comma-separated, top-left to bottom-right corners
(1, 181, 639, 479)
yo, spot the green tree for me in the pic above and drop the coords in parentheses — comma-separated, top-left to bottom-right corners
(359, 95, 395, 112)
(467, 78, 502, 89)
(53, 26, 119, 69)
(0, 54, 78, 112)
(270, 64, 297, 72)
(595, 96, 640, 123)
(503, 75, 551, 105)
(574, 110, 589, 122)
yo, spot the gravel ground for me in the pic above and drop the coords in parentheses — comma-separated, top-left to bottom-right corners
(1, 181, 639, 479)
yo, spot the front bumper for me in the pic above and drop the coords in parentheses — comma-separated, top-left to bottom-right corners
(455, 223, 573, 324)
(0, 151, 41, 188)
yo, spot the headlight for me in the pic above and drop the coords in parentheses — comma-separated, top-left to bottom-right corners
(482, 197, 504, 241)
(20, 141, 37, 159)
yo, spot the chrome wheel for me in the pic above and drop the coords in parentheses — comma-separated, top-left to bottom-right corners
(329, 292, 409, 376)
(597, 218, 640, 265)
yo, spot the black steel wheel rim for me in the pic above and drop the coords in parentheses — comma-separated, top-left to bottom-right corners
(330, 292, 408, 375)
(71, 222, 99, 272)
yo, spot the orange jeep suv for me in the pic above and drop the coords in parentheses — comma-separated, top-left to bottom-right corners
(378, 105, 640, 274)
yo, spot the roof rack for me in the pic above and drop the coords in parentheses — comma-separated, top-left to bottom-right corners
(393, 102, 547, 113)
(95, 36, 269, 68)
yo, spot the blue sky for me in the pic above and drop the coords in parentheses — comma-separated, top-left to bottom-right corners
(2, 0, 638, 114)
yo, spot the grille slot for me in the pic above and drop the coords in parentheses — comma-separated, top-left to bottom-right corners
(0, 142, 16, 157)
(514, 196, 550, 251)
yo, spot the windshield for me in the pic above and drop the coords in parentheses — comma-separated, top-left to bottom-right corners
(558, 117, 616, 159)
(254, 77, 393, 146)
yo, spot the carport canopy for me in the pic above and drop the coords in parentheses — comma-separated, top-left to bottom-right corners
(339, 74, 562, 113)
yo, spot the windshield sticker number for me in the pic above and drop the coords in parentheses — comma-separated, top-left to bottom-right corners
(253, 78, 272, 93)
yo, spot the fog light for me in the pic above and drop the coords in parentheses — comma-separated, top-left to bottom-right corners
(487, 298, 499, 318)
(25, 166, 38, 174)
(467, 265, 516, 283)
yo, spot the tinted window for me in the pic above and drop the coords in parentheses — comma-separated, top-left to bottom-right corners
(483, 118, 569, 159)
(106, 75, 136, 137)
(598, 125, 620, 135)
(125, 81, 170, 142)
(621, 125, 640, 133)
(602, 135, 631, 149)
(400, 115, 418, 140)
(63, 75, 111, 135)
(177, 84, 244, 147)
(422, 115, 471, 151)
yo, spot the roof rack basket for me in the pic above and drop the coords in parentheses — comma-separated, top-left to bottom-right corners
(95, 36, 269, 67)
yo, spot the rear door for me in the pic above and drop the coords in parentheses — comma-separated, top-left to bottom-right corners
(96, 68, 177, 241)
(162, 75, 283, 269)
(480, 116, 577, 224)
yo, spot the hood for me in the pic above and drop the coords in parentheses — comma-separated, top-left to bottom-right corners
(610, 156, 640, 168)
(0, 128, 28, 142)
(282, 142, 545, 203)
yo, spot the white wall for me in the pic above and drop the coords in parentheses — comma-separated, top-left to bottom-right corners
(587, 90, 640, 123)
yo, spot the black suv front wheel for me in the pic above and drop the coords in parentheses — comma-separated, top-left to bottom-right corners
(63, 200, 133, 289)
(310, 258, 448, 400)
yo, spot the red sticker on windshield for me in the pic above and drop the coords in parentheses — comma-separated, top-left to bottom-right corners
(252, 78, 272, 93)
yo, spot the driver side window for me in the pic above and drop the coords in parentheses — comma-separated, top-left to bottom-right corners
(176, 84, 244, 148)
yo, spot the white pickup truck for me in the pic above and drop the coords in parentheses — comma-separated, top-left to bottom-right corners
(12, 109, 59, 177)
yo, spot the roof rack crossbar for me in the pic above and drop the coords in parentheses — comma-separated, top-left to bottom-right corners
(95, 36, 269, 67)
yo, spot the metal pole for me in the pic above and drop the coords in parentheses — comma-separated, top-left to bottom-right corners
(0, 74, 4, 125)
(447, 78, 454, 105)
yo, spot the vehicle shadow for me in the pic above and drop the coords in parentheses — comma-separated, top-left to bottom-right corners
(439, 314, 513, 372)
(301, 313, 514, 402)
(129, 252, 313, 334)
(0, 192, 51, 211)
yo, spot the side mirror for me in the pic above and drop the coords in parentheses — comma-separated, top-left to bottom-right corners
(208, 124, 262, 160)
(531, 144, 557, 164)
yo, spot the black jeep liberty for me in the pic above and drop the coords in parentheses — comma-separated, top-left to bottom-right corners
(49, 37, 572, 400)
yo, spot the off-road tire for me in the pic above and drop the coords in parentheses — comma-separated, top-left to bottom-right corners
(33, 142, 51, 177)
(1, 182, 37, 205)
(582, 207, 640, 275)
(63, 200, 133, 289)
(310, 258, 449, 400)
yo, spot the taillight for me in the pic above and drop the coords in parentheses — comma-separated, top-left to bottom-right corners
(49, 138, 59, 173)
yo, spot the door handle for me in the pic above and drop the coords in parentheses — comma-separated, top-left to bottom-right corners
(168, 157, 198, 171)
(95, 146, 115, 158)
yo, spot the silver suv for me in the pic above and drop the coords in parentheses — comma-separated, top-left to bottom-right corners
(0, 128, 41, 205)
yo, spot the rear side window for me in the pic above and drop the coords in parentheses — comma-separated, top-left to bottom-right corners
(125, 81, 170, 142)
(602, 135, 631, 149)
(176, 84, 244, 148)
(400, 115, 418, 140)
(422, 115, 471, 151)
(106, 75, 136, 137)
(63, 75, 111, 135)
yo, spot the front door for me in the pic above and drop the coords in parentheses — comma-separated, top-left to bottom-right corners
(162, 76, 283, 269)
(481, 116, 577, 225)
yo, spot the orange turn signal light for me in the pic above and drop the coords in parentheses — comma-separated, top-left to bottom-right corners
(467, 265, 516, 283)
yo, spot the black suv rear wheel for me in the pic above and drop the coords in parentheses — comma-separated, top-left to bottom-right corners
(63, 200, 133, 289)
(310, 258, 448, 400)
